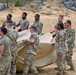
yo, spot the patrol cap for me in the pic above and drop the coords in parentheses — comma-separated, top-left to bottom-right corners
(30, 26, 37, 32)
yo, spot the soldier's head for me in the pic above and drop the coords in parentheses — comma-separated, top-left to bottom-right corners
(22, 12, 27, 19)
(58, 15, 64, 22)
(0, 27, 7, 36)
(30, 26, 37, 33)
(6, 20, 13, 28)
(64, 20, 71, 29)
(7, 14, 12, 20)
(56, 22, 64, 31)
(35, 14, 40, 21)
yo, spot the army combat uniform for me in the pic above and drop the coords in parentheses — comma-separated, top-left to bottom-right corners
(6, 27, 18, 74)
(65, 27, 75, 69)
(23, 32, 39, 75)
(2, 20, 16, 28)
(0, 36, 12, 75)
(55, 30, 67, 75)
(32, 21, 43, 35)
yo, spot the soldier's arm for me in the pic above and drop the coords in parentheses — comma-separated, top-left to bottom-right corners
(22, 38, 35, 44)
(0, 43, 4, 54)
(23, 34, 36, 44)
(16, 20, 20, 27)
(21, 23, 29, 30)
(38, 23, 43, 34)
(26, 38, 35, 44)
(55, 33, 60, 43)
(66, 29, 75, 43)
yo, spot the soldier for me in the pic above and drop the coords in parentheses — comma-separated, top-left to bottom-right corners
(16, 12, 29, 32)
(53, 22, 68, 75)
(50, 15, 64, 33)
(64, 20, 75, 71)
(22, 26, 39, 75)
(32, 14, 43, 35)
(6, 20, 18, 75)
(2, 14, 16, 28)
(0, 27, 12, 75)
(58, 15, 64, 23)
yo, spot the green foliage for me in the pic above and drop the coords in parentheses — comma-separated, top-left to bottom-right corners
(33, 4, 39, 11)
(4, 0, 30, 6)
(59, 1, 62, 8)
(13, 0, 23, 6)
(4, 0, 9, 3)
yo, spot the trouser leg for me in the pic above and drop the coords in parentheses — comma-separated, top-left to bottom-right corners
(29, 59, 39, 74)
(23, 53, 38, 75)
(65, 48, 74, 68)
(56, 52, 66, 75)
(10, 51, 17, 74)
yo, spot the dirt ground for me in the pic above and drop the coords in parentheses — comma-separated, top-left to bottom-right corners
(0, 6, 76, 75)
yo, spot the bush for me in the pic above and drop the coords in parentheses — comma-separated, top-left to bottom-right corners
(13, 0, 23, 6)
(4, 0, 30, 6)
(34, 4, 39, 11)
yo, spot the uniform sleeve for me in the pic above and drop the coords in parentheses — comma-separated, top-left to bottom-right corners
(25, 20, 29, 25)
(66, 29, 75, 43)
(30, 34, 36, 40)
(13, 31, 18, 40)
(37, 22, 43, 34)
(40, 22, 43, 28)
(12, 21, 16, 26)
(30, 34, 39, 46)
(0, 40, 4, 46)
(55, 33, 60, 43)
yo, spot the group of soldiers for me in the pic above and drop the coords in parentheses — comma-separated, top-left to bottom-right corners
(0, 12, 75, 75)
(0, 12, 43, 75)
(51, 15, 75, 75)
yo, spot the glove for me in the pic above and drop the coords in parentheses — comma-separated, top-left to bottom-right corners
(13, 26, 16, 29)
(18, 29, 22, 32)
(52, 34, 56, 38)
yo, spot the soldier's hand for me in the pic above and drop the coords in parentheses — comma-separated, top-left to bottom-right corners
(57, 52, 63, 57)
(22, 40, 27, 43)
(51, 42, 55, 46)
(52, 34, 56, 38)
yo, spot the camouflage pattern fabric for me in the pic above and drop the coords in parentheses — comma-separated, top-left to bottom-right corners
(23, 32, 39, 75)
(55, 30, 67, 75)
(32, 21, 43, 35)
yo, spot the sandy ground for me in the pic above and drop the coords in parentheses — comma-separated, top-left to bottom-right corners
(0, 6, 76, 75)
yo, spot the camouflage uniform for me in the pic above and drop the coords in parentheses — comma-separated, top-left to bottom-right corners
(32, 21, 43, 35)
(0, 36, 12, 75)
(19, 19, 29, 29)
(6, 28, 18, 74)
(55, 30, 67, 75)
(65, 27, 75, 68)
(23, 32, 39, 75)
(2, 20, 16, 28)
